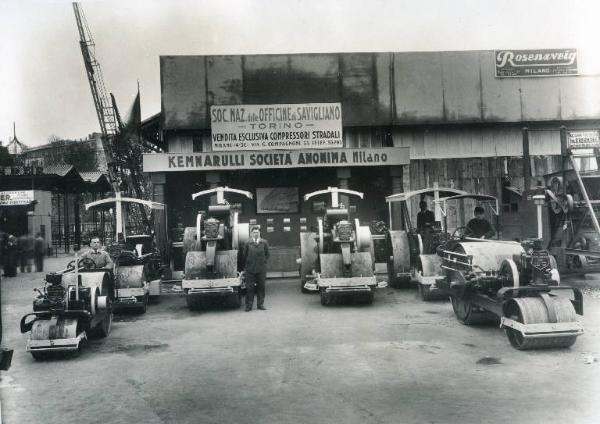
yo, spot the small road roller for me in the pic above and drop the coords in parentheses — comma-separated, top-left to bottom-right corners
(385, 187, 466, 294)
(182, 187, 253, 310)
(300, 187, 386, 305)
(20, 256, 115, 359)
(436, 236, 584, 349)
(85, 193, 166, 313)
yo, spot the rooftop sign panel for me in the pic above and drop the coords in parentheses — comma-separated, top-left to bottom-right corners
(495, 49, 578, 77)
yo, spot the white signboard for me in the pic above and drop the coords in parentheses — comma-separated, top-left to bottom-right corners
(567, 130, 600, 149)
(143, 147, 410, 173)
(0, 190, 34, 206)
(210, 103, 343, 151)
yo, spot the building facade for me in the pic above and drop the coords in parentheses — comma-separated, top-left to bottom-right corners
(143, 50, 600, 272)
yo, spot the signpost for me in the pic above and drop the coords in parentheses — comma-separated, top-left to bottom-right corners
(0, 191, 35, 206)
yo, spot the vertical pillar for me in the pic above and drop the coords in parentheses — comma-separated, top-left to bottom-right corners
(206, 171, 221, 205)
(150, 172, 168, 263)
(56, 192, 62, 251)
(92, 192, 97, 232)
(63, 192, 69, 253)
(522, 126, 531, 192)
(74, 193, 81, 250)
(336, 168, 351, 208)
(560, 126, 568, 195)
(389, 166, 403, 230)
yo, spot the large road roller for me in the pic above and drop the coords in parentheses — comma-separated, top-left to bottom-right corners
(436, 236, 584, 350)
(20, 256, 115, 359)
(300, 187, 387, 305)
(182, 187, 253, 310)
(385, 187, 466, 293)
(85, 193, 166, 313)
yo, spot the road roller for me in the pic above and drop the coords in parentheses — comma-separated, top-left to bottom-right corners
(436, 236, 584, 350)
(85, 194, 166, 312)
(182, 186, 253, 310)
(385, 187, 466, 294)
(20, 256, 115, 359)
(300, 187, 387, 305)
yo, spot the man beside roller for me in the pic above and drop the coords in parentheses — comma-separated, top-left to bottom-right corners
(242, 226, 270, 312)
(81, 237, 114, 269)
(466, 206, 495, 239)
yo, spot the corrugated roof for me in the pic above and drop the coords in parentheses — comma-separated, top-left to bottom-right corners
(79, 171, 108, 183)
(42, 164, 75, 177)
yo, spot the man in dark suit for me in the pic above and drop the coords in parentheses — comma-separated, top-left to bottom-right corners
(242, 226, 269, 312)
(416, 200, 435, 234)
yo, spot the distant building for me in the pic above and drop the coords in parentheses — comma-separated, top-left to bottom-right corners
(20, 133, 107, 172)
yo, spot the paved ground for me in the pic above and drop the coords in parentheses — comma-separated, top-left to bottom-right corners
(1, 255, 599, 424)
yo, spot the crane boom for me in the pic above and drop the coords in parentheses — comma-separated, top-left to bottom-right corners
(72, 2, 118, 137)
(72, 2, 151, 236)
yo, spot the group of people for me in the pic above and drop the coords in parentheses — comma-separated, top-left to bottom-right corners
(417, 201, 495, 239)
(1, 232, 46, 277)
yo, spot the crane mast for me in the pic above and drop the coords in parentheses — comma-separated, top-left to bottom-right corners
(72, 2, 150, 238)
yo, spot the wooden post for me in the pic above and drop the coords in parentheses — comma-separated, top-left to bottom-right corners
(522, 127, 531, 192)
(74, 194, 81, 250)
(560, 126, 568, 195)
(63, 192, 69, 253)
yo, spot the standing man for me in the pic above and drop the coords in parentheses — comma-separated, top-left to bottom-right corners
(81, 237, 114, 269)
(242, 226, 269, 312)
(416, 200, 435, 233)
(34, 232, 45, 272)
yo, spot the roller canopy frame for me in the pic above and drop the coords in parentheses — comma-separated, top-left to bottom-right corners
(304, 187, 364, 208)
(191, 186, 253, 204)
(386, 186, 466, 232)
(385, 187, 467, 204)
(437, 193, 499, 217)
(85, 191, 165, 242)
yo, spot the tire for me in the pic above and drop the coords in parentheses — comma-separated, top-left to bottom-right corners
(229, 290, 242, 309)
(92, 312, 113, 338)
(320, 290, 332, 306)
(139, 295, 148, 314)
(301, 278, 310, 294)
(31, 351, 51, 361)
(357, 291, 374, 305)
(418, 284, 432, 301)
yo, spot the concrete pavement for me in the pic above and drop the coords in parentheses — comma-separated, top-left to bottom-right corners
(1, 257, 599, 424)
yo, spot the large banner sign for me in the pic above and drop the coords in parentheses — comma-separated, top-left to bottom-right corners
(0, 190, 34, 206)
(210, 103, 343, 151)
(143, 147, 409, 172)
(495, 49, 578, 77)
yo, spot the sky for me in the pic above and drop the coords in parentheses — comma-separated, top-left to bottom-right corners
(1, 0, 600, 147)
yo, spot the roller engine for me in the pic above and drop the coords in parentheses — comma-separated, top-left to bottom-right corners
(182, 187, 253, 310)
(300, 187, 387, 305)
(20, 257, 114, 359)
(106, 235, 163, 313)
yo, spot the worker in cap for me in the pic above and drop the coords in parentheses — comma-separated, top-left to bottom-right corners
(466, 206, 495, 239)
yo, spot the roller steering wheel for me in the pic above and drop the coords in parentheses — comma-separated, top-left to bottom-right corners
(66, 257, 97, 271)
(451, 226, 474, 240)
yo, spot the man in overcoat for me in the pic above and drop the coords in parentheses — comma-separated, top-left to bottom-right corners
(242, 226, 269, 312)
